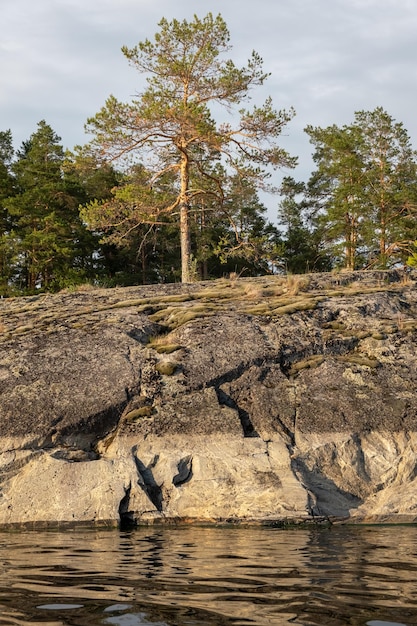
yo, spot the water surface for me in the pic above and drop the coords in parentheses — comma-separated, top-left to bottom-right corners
(0, 525, 416, 625)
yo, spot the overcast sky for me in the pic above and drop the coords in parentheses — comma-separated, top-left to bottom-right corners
(1, 0, 416, 221)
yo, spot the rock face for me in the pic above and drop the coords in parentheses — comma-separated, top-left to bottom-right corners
(0, 270, 417, 527)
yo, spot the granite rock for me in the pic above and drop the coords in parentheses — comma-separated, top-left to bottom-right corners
(0, 269, 416, 526)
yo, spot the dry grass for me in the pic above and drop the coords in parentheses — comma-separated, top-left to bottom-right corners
(400, 320, 417, 333)
(13, 324, 34, 334)
(244, 303, 271, 316)
(243, 293, 323, 317)
(147, 331, 183, 354)
(1, 271, 413, 342)
(194, 288, 232, 300)
(59, 283, 97, 293)
(165, 308, 214, 329)
(156, 294, 194, 304)
(148, 306, 177, 323)
(147, 302, 217, 330)
(322, 321, 346, 331)
(242, 282, 264, 301)
(285, 274, 310, 296)
(153, 344, 183, 354)
(108, 298, 150, 309)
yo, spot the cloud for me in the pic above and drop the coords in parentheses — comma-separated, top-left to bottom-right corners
(1, 0, 417, 218)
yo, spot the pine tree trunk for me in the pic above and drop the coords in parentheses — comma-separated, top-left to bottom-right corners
(141, 245, 147, 285)
(180, 204, 191, 283)
(345, 212, 356, 270)
(180, 152, 191, 283)
(379, 210, 387, 268)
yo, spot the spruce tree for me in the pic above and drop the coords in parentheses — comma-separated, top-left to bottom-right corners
(0, 130, 16, 294)
(6, 121, 90, 291)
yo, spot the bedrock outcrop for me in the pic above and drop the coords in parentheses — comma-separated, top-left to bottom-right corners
(0, 269, 417, 526)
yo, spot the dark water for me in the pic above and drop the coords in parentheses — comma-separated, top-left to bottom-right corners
(0, 525, 416, 626)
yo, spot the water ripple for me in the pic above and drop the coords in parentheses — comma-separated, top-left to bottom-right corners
(0, 527, 416, 625)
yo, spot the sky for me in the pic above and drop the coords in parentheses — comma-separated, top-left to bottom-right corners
(1, 0, 417, 222)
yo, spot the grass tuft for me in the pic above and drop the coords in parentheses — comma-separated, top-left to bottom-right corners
(285, 275, 310, 295)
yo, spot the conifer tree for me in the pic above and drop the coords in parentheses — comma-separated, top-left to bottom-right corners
(6, 121, 89, 291)
(354, 108, 417, 267)
(305, 123, 366, 270)
(83, 13, 295, 282)
(0, 130, 16, 294)
(305, 108, 417, 269)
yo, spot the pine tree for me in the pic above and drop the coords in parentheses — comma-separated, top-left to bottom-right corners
(84, 13, 295, 282)
(305, 109, 417, 269)
(305, 123, 366, 270)
(354, 108, 417, 267)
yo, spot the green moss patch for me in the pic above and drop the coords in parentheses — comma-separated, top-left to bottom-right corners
(322, 321, 346, 331)
(288, 354, 325, 376)
(152, 343, 183, 354)
(338, 354, 380, 368)
(272, 297, 321, 316)
(155, 361, 178, 376)
(124, 406, 153, 420)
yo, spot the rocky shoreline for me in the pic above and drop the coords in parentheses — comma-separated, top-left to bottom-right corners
(1, 269, 416, 527)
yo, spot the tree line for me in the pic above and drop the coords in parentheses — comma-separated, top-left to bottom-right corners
(1, 13, 416, 295)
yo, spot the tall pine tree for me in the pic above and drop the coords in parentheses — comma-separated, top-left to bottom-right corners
(83, 13, 295, 282)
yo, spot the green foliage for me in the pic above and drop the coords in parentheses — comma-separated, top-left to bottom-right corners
(304, 108, 417, 270)
(278, 176, 332, 273)
(406, 242, 417, 267)
(0, 122, 104, 294)
(2, 36, 417, 290)
(0, 130, 17, 295)
(4, 122, 79, 291)
(355, 108, 417, 268)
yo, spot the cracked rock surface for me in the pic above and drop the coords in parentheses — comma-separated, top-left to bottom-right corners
(0, 270, 416, 526)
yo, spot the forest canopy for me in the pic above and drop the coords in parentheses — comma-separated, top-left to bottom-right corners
(1, 14, 417, 295)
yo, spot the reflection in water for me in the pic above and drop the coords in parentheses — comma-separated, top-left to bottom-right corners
(0, 526, 416, 625)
